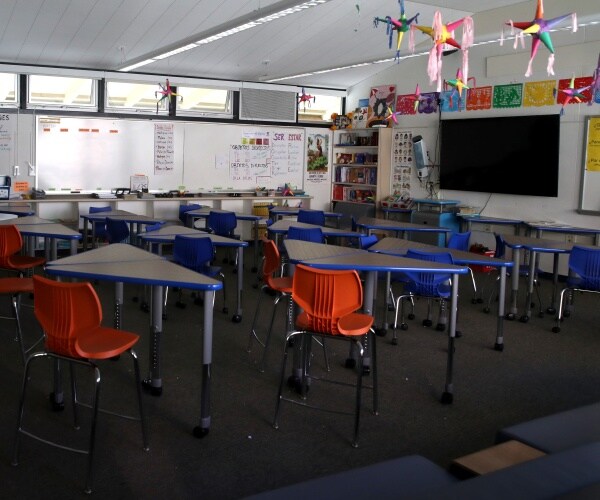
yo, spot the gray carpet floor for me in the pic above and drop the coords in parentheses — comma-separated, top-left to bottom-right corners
(0, 245, 598, 498)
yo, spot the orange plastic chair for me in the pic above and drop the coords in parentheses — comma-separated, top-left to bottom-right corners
(248, 238, 294, 371)
(0, 277, 42, 363)
(272, 264, 377, 448)
(0, 225, 46, 275)
(12, 276, 149, 494)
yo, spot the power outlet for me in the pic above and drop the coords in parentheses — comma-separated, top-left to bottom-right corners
(565, 234, 574, 243)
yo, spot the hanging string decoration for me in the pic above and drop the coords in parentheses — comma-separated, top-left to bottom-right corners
(155, 79, 182, 114)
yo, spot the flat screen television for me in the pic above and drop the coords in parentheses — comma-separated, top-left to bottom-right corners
(439, 114, 560, 197)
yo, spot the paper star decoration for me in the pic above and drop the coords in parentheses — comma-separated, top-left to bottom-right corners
(298, 88, 316, 111)
(553, 76, 592, 116)
(444, 68, 475, 109)
(373, 0, 419, 61)
(504, 0, 577, 77)
(385, 106, 401, 125)
(411, 11, 474, 92)
(410, 84, 422, 113)
(155, 79, 182, 114)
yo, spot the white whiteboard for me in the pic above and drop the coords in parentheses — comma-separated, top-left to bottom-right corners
(36, 116, 305, 192)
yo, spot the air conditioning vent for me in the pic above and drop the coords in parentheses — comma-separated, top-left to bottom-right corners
(239, 88, 297, 122)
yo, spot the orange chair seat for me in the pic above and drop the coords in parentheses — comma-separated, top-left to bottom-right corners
(268, 276, 293, 293)
(0, 277, 34, 294)
(5, 255, 46, 270)
(296, 311, 373, 337)
(75, 327, 139, 360)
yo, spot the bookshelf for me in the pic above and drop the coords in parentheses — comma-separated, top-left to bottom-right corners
(331, 127, 391, 211)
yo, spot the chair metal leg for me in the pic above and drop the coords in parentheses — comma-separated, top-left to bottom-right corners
(70, 362, 80, 430)
(131, 349, 149, 450)
(248, 285, 267, 352)
(273, 331, 297, 429)
(84, 365, 101, 494)
(352, 338, 365, 448)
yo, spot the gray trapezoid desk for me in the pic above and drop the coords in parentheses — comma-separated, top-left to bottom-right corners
(139, 224, 248, 323)
(284, 239, 469, 404)
(356, 216, 452, 244)
(45, 243, 222, 438)
(460, 215, 524, 235)
(369, 237, 512, 351)
(267, 219, 362, 246)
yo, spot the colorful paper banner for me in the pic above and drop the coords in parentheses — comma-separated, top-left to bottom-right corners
(523, 80, 556, 107)
(466, 86, 492, 110)
(493, 83, 523, 108)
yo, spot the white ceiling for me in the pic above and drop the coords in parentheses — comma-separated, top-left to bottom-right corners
(0, 0, 595, 91)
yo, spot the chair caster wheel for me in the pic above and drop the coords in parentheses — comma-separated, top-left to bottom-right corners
(537, 312, 544, 318)
(552, 326, 561, 333)
(222, 306, 229, 314)
(423, 319, 432, 327)
(436, 323, 446, 332)
(193, 426, 209, 439)
(162, 313, 167, 320)
(400, 323, 408, 331)
(494, 342, 504, 351)
(519, 315, 529, 323)
(563, 311, 571, 318)
(408, 313, 415, 320)
(441, 392, 453, 404)
(391, 337, 398, 346)
(140, 302, 150, 312)
(546, 307, 556, 314)
(49, 392, 65, 412)
(483, 307, 490, 313)
(471, 298, 478, 304)
(476, 298, 483, 304)
(374, 327, 387, 337)
(387, 304, 395, 311)
(505, 313, 515, 321)
(176, 301, 186, 309)
(142, 380, 163, 396)
(454, 330, 462, 338)
(362, 365, 371, 376)
(344, 358, 356, 369)
(232, 314, 242, 323)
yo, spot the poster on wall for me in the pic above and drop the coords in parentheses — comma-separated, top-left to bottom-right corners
(392, 130, 413, 200)
(305, 132, 329, 185)
(154, 122, 174, 174)
(0, 113, 16, 172)
(367, 85, 395, 128)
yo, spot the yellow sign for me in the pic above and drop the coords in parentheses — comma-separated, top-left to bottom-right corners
(586, 117, 600, 172)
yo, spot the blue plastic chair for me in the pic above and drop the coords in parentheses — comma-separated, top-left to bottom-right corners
(178, 204, 203, 226)
(297, 209, 325, 227)
(172, 235, 227, 314)
(392, 249, 455, 341)
(89, 206, 111, 247)
(207, 211, 239, 265)
(447, 231, 477, 302)
(105, 218, 130, 244)
(358, 234, 378, 250)
(553, 245, 600, 333)
(287, 226, 324, 243)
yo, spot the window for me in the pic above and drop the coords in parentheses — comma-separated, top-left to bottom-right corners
(175, 86, 232, 117)
(0, 73, 18, 106)
(105, 81, 167, 113)
(297, 94, 342, 123)
(28, 75, 96, 109)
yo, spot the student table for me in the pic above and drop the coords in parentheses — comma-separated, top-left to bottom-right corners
(502, 235, 575, 322)
(45, 244, 222, 438)
(183, 207, 265, 272)
(139, 225, 248, 322)
(80, 210, 163, 250)
(355, 216, 451, 244)
(0, 205, 36, 217)
(284, 239, 469, 404)
(460, 215, 524, 235)
(369, 237, 512, 351)
(0, 216, 81, 258)
(267, 219, 362, 246)
(525, 222, 600, 246)
(268, 206, 342, 227)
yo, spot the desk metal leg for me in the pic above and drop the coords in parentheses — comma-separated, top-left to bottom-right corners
(252, 220, 259, 272)
(495, 267, 507, 351)
(520, 251, 536, 322)
(508, 248, 520, 320)
(547, 254, 560, 314)
(143, 285, 163, 396)
(442, 274, 459, 404)
(83, 220, 90, 250)
(232, 247, 243, 323)
(194, 290, 215, 438)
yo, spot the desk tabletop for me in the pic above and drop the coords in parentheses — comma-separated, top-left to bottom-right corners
(16, 223, 81, 239)
(82, 211, 162, 224)
(140, 225, 248, 246)
(284, 240, 362, 262)
(370, 237, 512, 268)
(47, 243, 222, 290)
(185, 208, 263, 221)
(503, 234, 575, 253)
(460, 215, 524, 225)
(269, 206, 341, 218)
(525, 222, 600, 234)
(268, 219, 361, 238)
(0, 215, 56, 225)
(356, 216, 451, 232)
(0, 205, 36, 216)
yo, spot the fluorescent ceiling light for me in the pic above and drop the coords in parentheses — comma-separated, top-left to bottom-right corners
(119, 0, 330, 72)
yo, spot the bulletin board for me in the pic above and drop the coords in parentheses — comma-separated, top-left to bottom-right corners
(35, 116, 305, 193)
(578, 116, 600, 215)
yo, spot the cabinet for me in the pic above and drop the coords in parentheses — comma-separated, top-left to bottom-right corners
(331, 128, 391, 212)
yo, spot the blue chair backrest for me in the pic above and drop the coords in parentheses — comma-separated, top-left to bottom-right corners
(569, 245, 600, 289)
(287, 226, 324, 243)
(173, 235, 214, 273)
(89, 206, 111, 215)
(178, 204, 203, 225)
(447, 231, 471, 251)
(404, 248, 454, 296)
(297, 209, 325, 226)
(494, 233, 506, 259)
(358, 234, 378, 250)
(207, 211, 237, 237)
(105, 218, 130, 244)
(89, 206, 111, 237)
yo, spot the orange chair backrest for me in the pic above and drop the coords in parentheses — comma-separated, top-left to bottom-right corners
(33, 275, 103, 359)
(0, 225, 24, 265)
(292, 264, 363, 335)
(262, 239, 281, 284)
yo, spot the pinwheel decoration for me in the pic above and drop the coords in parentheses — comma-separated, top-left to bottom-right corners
(411, 11, 474, 92)
(385, 106, 401, 125)
(155, 79, 182, 113)
(410, 83, 422, 112)
(373, 0, 419, 61)
(504, 0, 577, 77)
(553, 76, 593, 116)
(298, 88, 316, 111)
(444, 68, 475, 109)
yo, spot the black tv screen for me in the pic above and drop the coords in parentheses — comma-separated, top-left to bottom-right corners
(439, 115, 560, 197)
